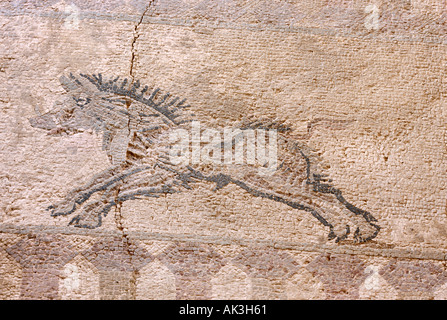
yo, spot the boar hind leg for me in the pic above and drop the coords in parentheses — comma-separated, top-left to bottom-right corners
(307, 195, 379, 243)
(230, 179, 350, 243)
(334, 194, 380, 243)
(307, 177, 380, 242)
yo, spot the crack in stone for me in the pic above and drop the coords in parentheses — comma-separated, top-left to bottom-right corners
(113, 199, 139, 299)
(129, 1, 155, 82)
(124, 2, 156, 296)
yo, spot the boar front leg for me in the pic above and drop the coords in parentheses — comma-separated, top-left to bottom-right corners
(47, 165, 152, 218)
(65, 168, 182, 229)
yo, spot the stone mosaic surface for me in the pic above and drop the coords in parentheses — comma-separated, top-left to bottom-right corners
(0, 0, 446, 299)
(2, 234, 447, 299)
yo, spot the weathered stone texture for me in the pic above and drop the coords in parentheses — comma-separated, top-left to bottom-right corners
(0, 0, 446, 299)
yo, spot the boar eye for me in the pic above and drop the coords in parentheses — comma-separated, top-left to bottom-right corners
(73, 96, 91, 108)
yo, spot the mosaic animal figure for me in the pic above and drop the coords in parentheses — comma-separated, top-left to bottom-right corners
(29, 73, 380, 243)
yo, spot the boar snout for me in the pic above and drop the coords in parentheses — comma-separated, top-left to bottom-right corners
(29, 113, 57, 131)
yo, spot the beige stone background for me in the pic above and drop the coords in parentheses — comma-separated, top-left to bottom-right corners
(0, 0, 446, 299)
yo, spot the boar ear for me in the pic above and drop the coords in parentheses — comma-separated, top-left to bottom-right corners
(59, 74, 81, 92)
